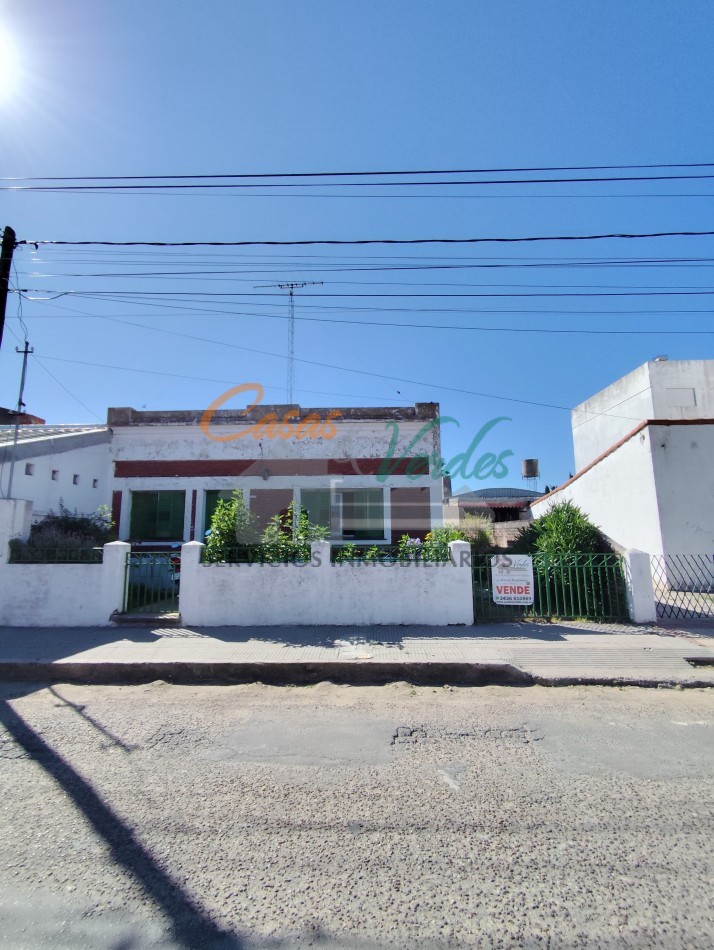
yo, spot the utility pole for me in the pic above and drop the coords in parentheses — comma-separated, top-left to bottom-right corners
(0, 225, 17, 359)
(256, 281, 323, 403)
(6, 338, 33, 499)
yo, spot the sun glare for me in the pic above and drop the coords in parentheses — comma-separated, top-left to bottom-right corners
(0, 28, 21, 103)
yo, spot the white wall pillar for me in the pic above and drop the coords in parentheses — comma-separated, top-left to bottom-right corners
(102, 540, 131, 616)
(310, 540, 331, 569)
(178, 540, 205, 624)
(623, 549, 657, 624)
(447, 540, 474, 624)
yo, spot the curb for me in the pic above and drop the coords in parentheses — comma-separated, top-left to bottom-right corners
(0, 661, 712, 688)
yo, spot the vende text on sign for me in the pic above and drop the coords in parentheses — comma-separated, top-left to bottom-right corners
(491, 554, 535, 605)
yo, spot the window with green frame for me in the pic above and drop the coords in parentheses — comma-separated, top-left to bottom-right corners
(300, 488, 384, 541)
(130, 491, 186, 541)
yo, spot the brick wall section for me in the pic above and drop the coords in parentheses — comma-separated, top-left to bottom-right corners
(390, 487, 432, 543)
(493, 521, 526, 548)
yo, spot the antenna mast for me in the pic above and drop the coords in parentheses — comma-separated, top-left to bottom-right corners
(256, 281, 322, 402)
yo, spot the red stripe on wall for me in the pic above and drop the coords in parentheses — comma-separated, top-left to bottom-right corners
(113, 457, 430, 477)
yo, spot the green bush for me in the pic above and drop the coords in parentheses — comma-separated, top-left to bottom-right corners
(204, 490, 259, 563)
(9, 503, 115, 562)
(514, 500, 610, 555)
(260, 502, 329, 563)
(30, 503, 115, 545)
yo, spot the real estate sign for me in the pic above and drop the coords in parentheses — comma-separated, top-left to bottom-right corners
(491, 554, 534, 605)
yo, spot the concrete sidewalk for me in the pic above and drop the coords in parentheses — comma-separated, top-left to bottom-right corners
(0, 620, 713, 687)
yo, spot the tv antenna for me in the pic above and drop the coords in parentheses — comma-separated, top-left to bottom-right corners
(255, 281, 322, 402)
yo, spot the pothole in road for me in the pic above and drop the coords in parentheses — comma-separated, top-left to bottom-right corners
(391, 723, 543, 747)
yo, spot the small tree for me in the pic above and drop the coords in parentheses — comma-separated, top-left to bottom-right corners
(515, 501, 609, 555)
(204, 490, 258, 563)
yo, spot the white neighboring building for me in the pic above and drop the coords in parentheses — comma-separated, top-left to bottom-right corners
(531, 359, 714, 555)
(0, 425, 111, 519)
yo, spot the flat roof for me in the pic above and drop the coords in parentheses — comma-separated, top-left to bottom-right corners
(108, 404, 439, 426)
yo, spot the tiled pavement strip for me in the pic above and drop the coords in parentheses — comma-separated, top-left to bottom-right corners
(0, 620, 713, 685)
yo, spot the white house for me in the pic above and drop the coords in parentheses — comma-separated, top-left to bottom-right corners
(531, 359, 714, 555)
(108, 401, 446, 548)
(0, 424, 111, 520)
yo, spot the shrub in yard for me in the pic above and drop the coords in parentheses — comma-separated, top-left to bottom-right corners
(259, 502, 329, 563)
(9, 503, 115, 561)
(514, 500, 610, 555)
(30, 502, 115, 545)
(204, 490, 259, 563)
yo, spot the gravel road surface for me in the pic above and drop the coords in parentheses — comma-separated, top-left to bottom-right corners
(0, 681, 712, 948)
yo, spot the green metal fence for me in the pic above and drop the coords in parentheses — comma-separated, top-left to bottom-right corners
(124, 552, 180, 614)
(472, 553, 628, 622)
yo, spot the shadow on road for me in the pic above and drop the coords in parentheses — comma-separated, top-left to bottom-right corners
(0, 699, 242, 949)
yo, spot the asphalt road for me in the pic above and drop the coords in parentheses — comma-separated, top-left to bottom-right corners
(0, 681, 712, 949)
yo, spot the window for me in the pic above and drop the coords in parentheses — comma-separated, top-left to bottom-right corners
(92, 478, 99, 489)
(51, 470, 59, 481)
(24, 463, 34, 476)
(72, 474, 80, 485)
(342, 490, 385, 540)
(301, 488, 385, 541)
(130, 491, 186, 541)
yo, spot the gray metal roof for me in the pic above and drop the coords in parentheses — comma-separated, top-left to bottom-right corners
(0, 426, 110, 462)
(455, 486, 544, 501)
(0, 425, 107, 446)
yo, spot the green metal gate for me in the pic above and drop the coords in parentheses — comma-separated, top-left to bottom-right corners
(472, 553, 628, 622)
(124, 552, 180, 614)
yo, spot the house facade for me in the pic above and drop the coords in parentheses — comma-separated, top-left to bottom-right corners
(108, 402, 446, 548)
(531, 359, 714, 555)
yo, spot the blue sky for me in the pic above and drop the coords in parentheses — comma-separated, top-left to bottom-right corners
(1, 0, 713, 491)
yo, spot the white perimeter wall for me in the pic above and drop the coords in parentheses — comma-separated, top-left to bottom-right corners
(179, 540, 474, 626)
(0, 500, 128, 626)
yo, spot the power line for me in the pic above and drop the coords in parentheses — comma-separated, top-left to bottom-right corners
(35, 356, 409, 404)
(26, 302, 711, 335)
(91, 314, 648, 421)
(10, 174, 714, 191)
(22, 288, 714, 299)
(19, 230, 714, 248)
(4, 161, 714, 182)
